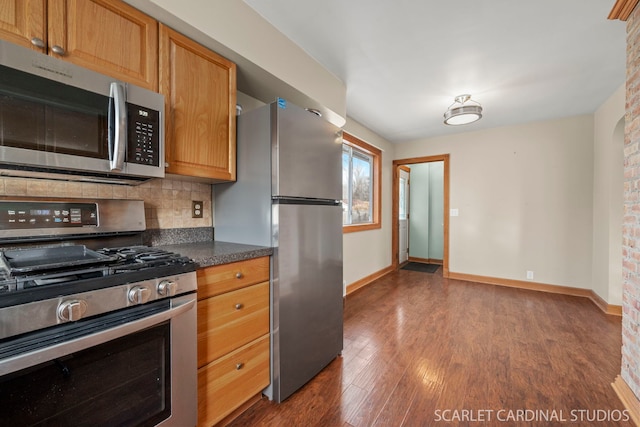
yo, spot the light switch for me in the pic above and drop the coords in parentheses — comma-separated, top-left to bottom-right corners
(450, 208, 459, 217)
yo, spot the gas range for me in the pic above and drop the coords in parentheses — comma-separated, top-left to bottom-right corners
(0, 197, 199, 426)
(0, 198, 198, 340)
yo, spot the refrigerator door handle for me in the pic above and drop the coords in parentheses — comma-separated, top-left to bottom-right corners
(272, 196, 341, 206)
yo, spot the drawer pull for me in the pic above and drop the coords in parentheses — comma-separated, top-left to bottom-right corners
(235, 303, 244, 310)
(235, 272, 243, 279)
(236, 363, 244, 370)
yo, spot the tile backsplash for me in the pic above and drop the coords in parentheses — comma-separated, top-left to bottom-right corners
(0, 177, 212, 229)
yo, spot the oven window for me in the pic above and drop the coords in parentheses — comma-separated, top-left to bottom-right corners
(0, 64, 109, 159)
(0, 322, 171, 427)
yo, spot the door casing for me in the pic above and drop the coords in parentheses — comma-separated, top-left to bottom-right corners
(392, 154, 450, 276)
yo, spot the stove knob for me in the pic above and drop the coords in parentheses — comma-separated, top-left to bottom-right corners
(157, 280, 177, 297)
(58, 299, 88, 322)
(129, 286, 151, 304)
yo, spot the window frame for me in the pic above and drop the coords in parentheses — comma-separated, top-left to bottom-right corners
(342, 132, 382, 233)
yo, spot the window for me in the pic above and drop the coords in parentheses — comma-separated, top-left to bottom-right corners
(342, 132, 381, 232)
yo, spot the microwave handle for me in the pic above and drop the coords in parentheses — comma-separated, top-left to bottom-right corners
(108, 82, 127, 171)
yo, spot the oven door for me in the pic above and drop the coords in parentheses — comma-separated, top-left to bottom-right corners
(0, 293, 196, 427)
(0, 62, 111, 161)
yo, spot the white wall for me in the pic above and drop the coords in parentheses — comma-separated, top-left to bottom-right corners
(592, 84, 625, 304)
(342, 118, 394, 286)
(395, 115, 595, 289)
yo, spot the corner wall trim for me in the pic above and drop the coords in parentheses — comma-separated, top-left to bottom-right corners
(612, 375, 640, 426)
(447, 271, 622, 316)
(346, 265, 394, 296)
(609, 0, 640, 20)
(590, 290, 623, 316)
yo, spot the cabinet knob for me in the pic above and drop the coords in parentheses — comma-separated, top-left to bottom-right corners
(30, 37, 45, 49)
(235, 272, 243, 279)
(51, 45, 66, 56)
(236, 363, 244, 370)
(235, 303, 244, 310)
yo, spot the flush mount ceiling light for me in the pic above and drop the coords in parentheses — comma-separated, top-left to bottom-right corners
(443, 94, 483, 126)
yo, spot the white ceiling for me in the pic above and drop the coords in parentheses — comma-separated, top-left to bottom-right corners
(243, 0, 627, 143)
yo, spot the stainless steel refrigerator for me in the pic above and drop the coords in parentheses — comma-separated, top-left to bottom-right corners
(214, 99, 344, 403)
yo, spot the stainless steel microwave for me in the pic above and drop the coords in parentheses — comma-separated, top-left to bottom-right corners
(0, 40, 164, 185)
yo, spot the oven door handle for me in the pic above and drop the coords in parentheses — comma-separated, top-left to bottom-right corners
(108, 82, 127, 172)
(0, 294, 196, 377)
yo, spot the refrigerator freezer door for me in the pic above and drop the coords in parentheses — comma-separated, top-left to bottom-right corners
(269, 202, 343, 402)
(273, 103, 342, 201)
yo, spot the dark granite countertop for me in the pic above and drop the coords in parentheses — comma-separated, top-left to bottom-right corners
(157, 240, 272, 268)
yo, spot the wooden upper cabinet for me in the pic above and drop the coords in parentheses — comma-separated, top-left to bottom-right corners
(48, 0, 158, 90)
(0, 0, 158, 90)
(159, 24, 237, 182)
(0, 0, 46, 50)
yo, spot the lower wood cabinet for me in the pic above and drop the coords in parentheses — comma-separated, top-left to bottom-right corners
(197, 334, 270, 427)
(197, 257, 270, 426)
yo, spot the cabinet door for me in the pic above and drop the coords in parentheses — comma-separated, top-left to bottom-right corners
(47, 0, 158, 90)
(0, 0, 46, 51)
(159, 24, 237, 181)
(197, 334, 270, 427)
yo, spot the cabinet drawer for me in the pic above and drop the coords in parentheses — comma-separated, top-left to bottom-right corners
(197, 281, 269, 367)
(197, 256, 269, 300)
(198, 334, 270, 427)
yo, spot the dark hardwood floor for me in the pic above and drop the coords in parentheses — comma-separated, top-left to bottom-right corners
(228, 268, 631, 426)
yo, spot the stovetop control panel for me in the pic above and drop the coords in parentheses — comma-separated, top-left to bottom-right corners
(0, 201, 98, 230)
(0, 198, 144, 242)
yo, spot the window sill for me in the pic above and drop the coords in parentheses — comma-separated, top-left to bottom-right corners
(343, 223, 381, 233)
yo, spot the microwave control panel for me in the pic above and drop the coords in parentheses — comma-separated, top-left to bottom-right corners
(0, 202, 98, 230)
(127, 103, 160, 167)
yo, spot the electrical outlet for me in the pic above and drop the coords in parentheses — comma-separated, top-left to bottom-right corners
(192, 201, 203, 218)
(526, 270, 534, 280)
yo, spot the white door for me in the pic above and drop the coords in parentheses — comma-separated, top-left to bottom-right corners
(399, 166, 410, 264)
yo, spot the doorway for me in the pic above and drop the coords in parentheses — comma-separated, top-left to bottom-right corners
(392, 154, 450, 277)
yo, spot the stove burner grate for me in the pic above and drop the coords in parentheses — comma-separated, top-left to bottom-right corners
(0, 245, 195, 294)
(97, 246, 193, 273)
